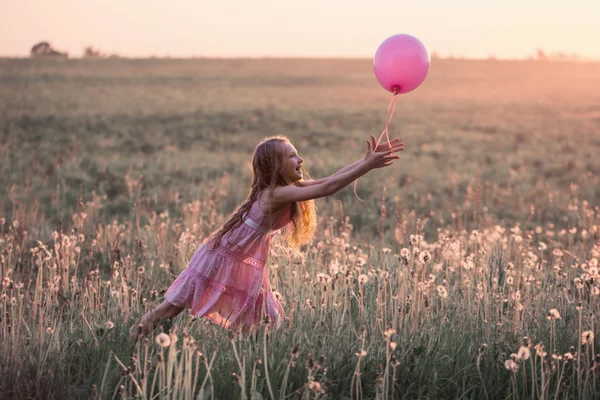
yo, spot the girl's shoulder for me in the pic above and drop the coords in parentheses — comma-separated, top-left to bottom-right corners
(257, 188, 291, 216)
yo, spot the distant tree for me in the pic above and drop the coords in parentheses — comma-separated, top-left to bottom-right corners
(535, 48, 547, 61)
(83, 46, 104, 58)
(30, 41, 68, 58)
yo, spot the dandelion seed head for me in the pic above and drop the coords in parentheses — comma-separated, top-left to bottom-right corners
(437, 285, 448, 299)
(155, 332, 171, 347)
(384, 328, 396, 337)
(355, 349, 368, 357)
(582, 330, 594, 345)
(308, 381, 321, 393)
(518, 346, 531, 361)
(418, 250, 431, 264)
(504, 359, 519, 373)
(547, 308, 561, 320)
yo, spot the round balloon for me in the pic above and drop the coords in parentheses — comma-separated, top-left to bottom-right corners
(373, 34, 430, 94)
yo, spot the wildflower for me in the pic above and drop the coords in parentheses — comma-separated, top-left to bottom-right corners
(169, 333, 179, 346)
(506, 276, 514, 285)
(2, 277, 12, 288)
(12, 220, 19, 229)
(329, 259, 340, 275)
(534, 343, 547, 357)
(357, 274, 368, 284)
(547, 309, 561, 320)
(582, 331, 594, 345)
(384, 328, 396, 337)
(382, 247, 392, 254)
(513, 235, 523, 244)
(390, 342, 397, 351)
(400, 248, 410, 259)
(272, 291, 283, 301)
(105, 321, 114, 330)
(418, 251, 431, 264)
(582, 273, 592, 281)
(155, 333, 171, 347)
(316, 272, 332, 284)
(504, 359, 519, 373)
(563, 352, 574, 361)
(437, 285, 448, 299)
(409, 234, 423, 247)
(518, 346, 531, 361)
(355, 349, 368, 357)
(308, 381, 321, 393)
(46, 327, 54, 335)
(538, 242, 547, 251)
(553, 249, 564, 258)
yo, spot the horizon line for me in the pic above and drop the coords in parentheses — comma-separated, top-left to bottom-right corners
(2, 54, 599, 63)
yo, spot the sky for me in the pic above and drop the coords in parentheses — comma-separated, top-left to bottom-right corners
(1, 0, 599, 59)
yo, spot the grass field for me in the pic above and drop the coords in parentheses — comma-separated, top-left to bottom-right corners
(1, 57, 600, 399)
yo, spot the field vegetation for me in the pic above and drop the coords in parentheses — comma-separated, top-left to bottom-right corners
(1, 57, 600, 398)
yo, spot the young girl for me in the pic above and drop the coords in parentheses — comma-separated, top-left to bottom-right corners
(130, 134, 404, 338)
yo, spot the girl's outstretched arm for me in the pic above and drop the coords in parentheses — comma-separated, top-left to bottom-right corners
(298, 136, 404, 187)
(269, 136, 401, 207)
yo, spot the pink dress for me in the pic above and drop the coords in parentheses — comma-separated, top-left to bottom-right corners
(165, 199, 291, 332)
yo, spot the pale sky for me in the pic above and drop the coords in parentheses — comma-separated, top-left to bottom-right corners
(1, 0, 599, 59)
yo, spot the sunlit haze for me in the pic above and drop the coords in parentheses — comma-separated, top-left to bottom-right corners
(1, 0, 599, 59)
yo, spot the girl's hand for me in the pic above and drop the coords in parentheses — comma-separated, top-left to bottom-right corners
(364, 135, 401, 170)
(374, 135, 405, 153)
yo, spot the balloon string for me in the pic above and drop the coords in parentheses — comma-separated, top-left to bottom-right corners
(354, 91, 399, 202)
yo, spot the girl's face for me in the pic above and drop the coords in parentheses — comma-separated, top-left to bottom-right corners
(281, 142, 304, 185)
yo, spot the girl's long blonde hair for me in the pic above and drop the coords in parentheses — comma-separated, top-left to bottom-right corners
(209, 136, 317, 250)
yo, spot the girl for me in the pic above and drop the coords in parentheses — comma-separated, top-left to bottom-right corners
(130, 134, 404, 338)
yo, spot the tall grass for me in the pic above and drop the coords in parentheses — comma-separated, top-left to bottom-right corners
(0, 183, 599, 398)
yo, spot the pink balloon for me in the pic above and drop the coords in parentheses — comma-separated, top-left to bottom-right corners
(373, 34, 430, 94)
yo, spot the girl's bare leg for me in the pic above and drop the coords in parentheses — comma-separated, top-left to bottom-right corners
(130, 300, 184, 339)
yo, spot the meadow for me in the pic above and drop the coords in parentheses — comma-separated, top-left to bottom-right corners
(1, 57, 600, 399)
